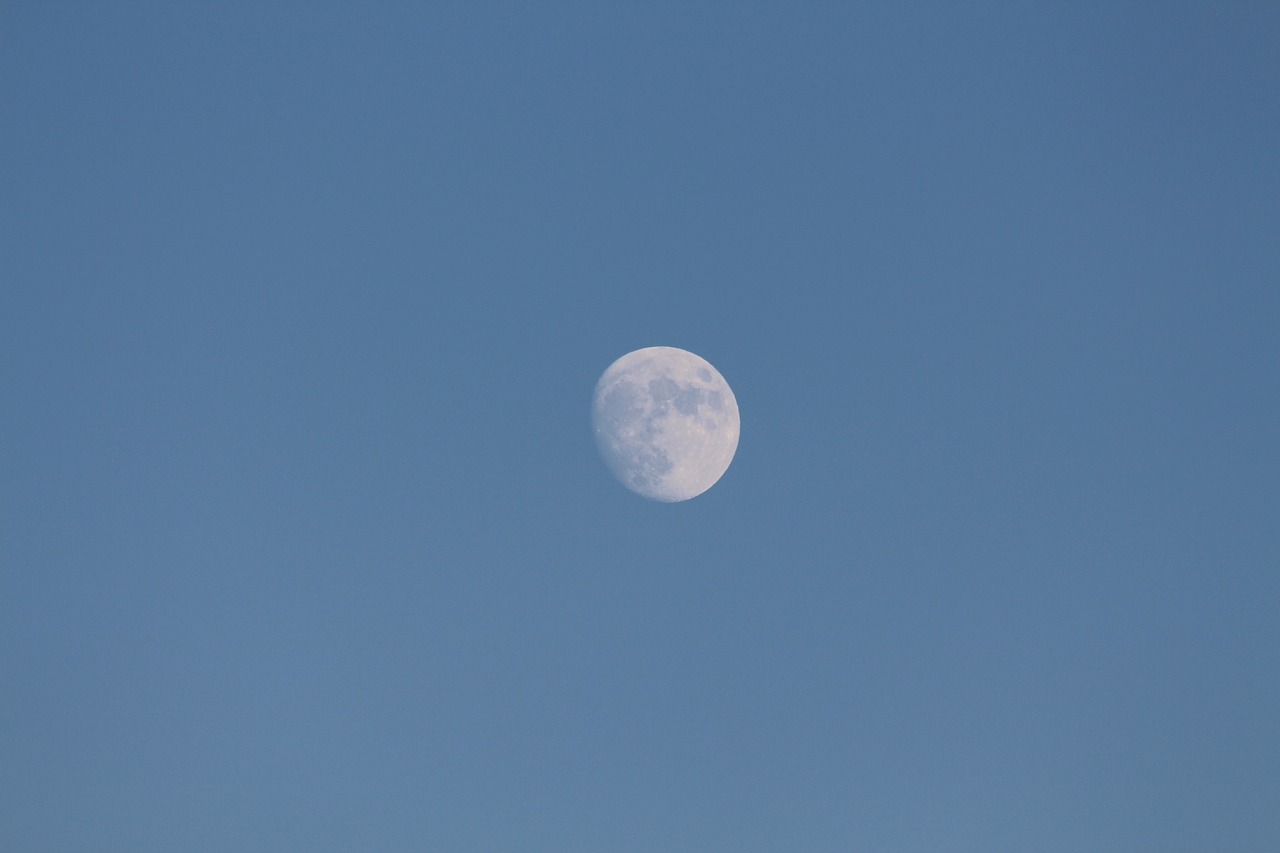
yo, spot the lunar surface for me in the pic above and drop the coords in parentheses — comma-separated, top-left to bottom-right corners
(591, 346, 740, 502)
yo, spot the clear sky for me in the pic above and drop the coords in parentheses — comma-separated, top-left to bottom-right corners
(3, 3, 1278, 850)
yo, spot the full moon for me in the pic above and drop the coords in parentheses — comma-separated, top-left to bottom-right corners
(591, 346, 740, 502)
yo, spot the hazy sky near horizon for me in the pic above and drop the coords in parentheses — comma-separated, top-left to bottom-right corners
(3, 3, 1278, 850)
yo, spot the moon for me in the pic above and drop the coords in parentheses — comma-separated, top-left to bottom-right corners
(592, 346, 740, 502)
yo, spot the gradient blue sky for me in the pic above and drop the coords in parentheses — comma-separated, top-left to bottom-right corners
(3, 3, 1278, 850)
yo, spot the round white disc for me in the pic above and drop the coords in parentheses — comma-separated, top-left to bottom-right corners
(591, 346, 740, 502)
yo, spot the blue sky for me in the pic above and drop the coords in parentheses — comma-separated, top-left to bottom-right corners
(3, 3, 1278, 850)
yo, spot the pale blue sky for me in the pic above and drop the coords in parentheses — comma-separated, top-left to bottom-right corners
(3, 3, 1278, 850)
